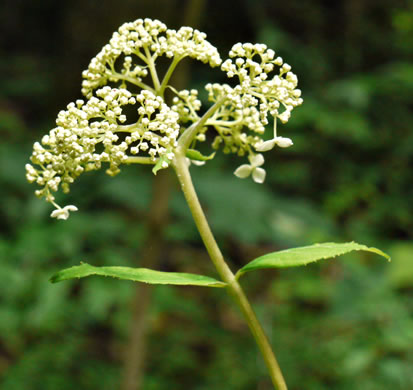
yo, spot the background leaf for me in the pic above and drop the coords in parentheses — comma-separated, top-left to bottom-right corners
(236, 242, 390, 278)
(50, 263, 227, 287)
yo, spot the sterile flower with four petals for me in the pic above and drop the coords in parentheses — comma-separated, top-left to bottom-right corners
(234, 154, 266, 183)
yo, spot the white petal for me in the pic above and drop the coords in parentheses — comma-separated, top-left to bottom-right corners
(255, 139, 277, 152)
(50, 209, 60, 218)
(65, 205, 78, 212)
(252, 167, 266, 183)
(191, 159, 206, 166)
(278, 111, 291, 123)
(275, 136, 293, 148)
(234, 164, 252, 179)
(50, 209, 69, 220)
(50, 205, 78, 220)
(249, 153, 264, 167)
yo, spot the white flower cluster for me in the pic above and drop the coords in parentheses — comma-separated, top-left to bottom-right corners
(82, 19, 167, 97)
(130, 90, 180, 163)
(27, 18, 303, 219)
(223, 43, 302, 125)
(203, 43, 303, 182)
(171, 88, 202, 125)
(162, 27, 221, 66)
(27, 87, 135, 197)
(205, 82, 277, 158)
(82, 18, 221, 98)
(26, 87, 179, 216)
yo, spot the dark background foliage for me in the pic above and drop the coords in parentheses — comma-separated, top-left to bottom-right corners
(1, 0, 413, 389)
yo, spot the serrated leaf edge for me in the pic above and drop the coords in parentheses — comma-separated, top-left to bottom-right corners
(50, 263, 227, 288)
(235, 242, 390, 280)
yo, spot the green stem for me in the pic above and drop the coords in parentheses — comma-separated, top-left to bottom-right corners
(159, 56, 182, 97)
(125, 156, 155, 165)
(111, 72, 155, 94)
(144, 47, 161, 91)
(172, 152, 288, 390)
(178, 96, 227, 150)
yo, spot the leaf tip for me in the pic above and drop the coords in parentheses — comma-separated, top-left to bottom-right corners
(49, 274, 60, 284)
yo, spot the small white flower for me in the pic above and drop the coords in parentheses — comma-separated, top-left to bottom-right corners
(234, 154, 266, 183)
(275, 136, 293, 148)
(50, 205, 78, 220)
(255, 136, 293, 152)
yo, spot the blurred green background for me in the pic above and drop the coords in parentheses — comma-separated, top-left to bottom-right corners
(1, 0, 413, 389)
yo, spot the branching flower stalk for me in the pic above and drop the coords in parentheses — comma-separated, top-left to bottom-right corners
(26, 18, 304, 389)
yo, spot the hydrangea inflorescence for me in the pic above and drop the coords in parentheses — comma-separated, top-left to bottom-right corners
(26, 18, 302, 218)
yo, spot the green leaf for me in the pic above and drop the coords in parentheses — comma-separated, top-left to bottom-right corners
(186, 149, 215, 161)
(50, 263, 226, 287)
(152, 154, 170, 175)
(236, 242, 390, 279)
